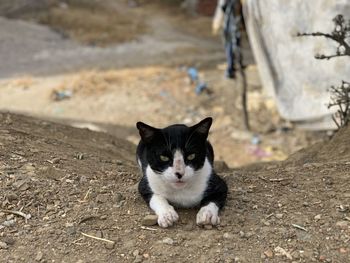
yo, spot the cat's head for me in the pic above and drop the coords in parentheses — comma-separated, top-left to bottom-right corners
(136, 117, 213, 189)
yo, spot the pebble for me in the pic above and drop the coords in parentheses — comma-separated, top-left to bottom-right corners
(35, 251, 43, 261)
(336, 221, 348, 230)
(204, 225, 213, 230)
(339, 247, 347, 253)
(162, 237, 174, 245)
(239, 231, 245, 238)
(3, 219, 16, 227)
(275, 213, 283, 219)
(96, 194, 109, 203)
(133, 255, 143, 263)
(105, 242, 115, 250)
(7, 214, 14, 220)
(51, 158, 60, 164)
(0, 241, 8, 249)
(223, 233, 234, 239)
(264, 249, 273, 258)
(245, 231, 254, 238)
(142, 215, 158, 226)
(183, 222, 194, 231)
(6, 192, 18, 201)
(314, 214, 322, 221)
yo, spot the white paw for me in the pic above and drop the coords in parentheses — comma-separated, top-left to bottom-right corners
(157, 206, 179, 228)
(196, 203, 220, 226)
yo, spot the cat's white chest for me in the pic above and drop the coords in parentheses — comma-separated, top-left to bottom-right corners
(146, 158, 212, 208)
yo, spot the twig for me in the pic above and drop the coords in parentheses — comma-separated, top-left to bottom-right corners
(81, 232, 115, 244)
(1, 209, 31, 223)
(258, 175, 268, 182)
(269, 178, 289, 182)
(292, 223, 307, 232)
(140, 226, 158, 231)
(265, 213, 274, 219)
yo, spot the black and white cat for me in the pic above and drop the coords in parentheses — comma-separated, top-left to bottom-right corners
(136, 117, 228, 228)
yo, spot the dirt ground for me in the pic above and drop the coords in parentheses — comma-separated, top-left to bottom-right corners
(1, 1, 348, 263)
(1, 113, 350, 263)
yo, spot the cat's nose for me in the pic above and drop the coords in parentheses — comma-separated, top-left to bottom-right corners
(175, 172, 183, 179)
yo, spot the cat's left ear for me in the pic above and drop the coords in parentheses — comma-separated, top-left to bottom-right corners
(191, 117, 212, 138)
(136, 122, 158, 143)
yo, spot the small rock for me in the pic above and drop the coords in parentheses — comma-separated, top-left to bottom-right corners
(291, 251, 300, 260)
(105, 242, 115, 250)
(75, 153, 84, 160)
(96, 194, 109, 203)
(319, 255, 326, 261)
(6, 192, 18, 202)
(2, 219, 16, 227)
(142, 215, 158, 226)
(6, 214, 14, 221)
(245, 231, 254, 238)
(223, 233, 234, 239)
(336, 221, 348, 230)
(12, 180, 26, 189)
(115, 193, 124, 203)
(204, 225, 213, 230)
(183, 222, 194, 231)
(239, 231, 245, 238)
(0, 241, 8, 249)
(132, 250, 140, 257)
(274, 246, 292, 260)
(133, 255, 143, 263)
(264, 249, 273, 258)
(2, 237, 15, 246)
(19, 183, 30, 191)
(23, 163, 35, 171)
(51, 158, 60, 164)
(314, 214, 322, 221)
(100, 215, 107, 220)
(35, 251, 43, 261)
(162, 237, 174, 245)
(275, 214, 283, 219)
(339, 247, 347, 253)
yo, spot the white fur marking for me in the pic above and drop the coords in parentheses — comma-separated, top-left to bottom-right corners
(146, 157, 212, 208)
(150, 194, 179, 228)
(196, 202, 220, 225)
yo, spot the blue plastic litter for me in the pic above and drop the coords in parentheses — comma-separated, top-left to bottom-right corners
(187, 67, 199, 82)
(195, 82, 208, 95)
(251, 135, 261, 145)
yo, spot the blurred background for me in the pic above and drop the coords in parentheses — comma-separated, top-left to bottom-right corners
(0, 0, 348, 167)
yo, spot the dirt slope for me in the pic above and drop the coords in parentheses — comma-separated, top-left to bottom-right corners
(1, 112, 350, 263)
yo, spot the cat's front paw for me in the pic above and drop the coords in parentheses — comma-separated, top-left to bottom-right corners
(157, 206, 179, 228)
(196, 202, 220, 226)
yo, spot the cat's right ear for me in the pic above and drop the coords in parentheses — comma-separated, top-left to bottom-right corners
(136, 122, 158, 143)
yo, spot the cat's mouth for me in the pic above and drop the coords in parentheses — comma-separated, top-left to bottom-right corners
(173, 180, 186, 188)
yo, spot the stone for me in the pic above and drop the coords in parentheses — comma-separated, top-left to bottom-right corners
(2, 219, 15, 227)
(314, 214, 322, 221)
(105, 242, 115, 250)
(142, 215, 158, 226)
(223, 233, 234, 239)
(35, 251, 43, 261)
(96, 194, 109, 203)
(339, 247, 347, 253)
(336, 221, 348, 230)
(0, 241, 8, 249)
(162, 237, 174, 245)
(264, 249, 273, 258)
(6, 192, 18, 201)
(275, 213, 283, 219)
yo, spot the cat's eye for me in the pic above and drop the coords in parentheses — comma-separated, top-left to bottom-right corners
(160, 155, 170, 162)
(187, 153, 196, 161)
